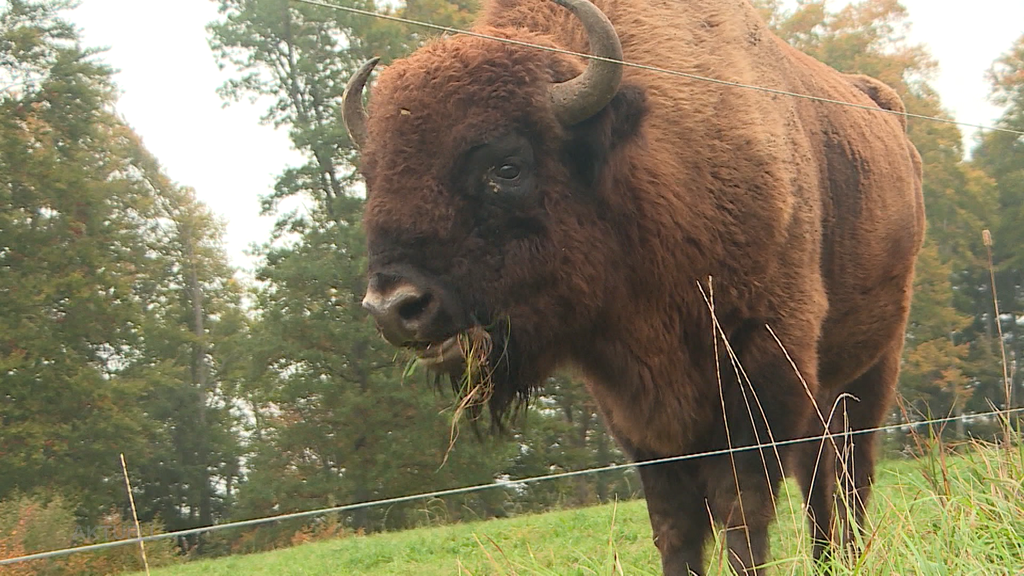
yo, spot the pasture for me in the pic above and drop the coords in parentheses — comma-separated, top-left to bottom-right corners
(131, 441, 1024, 576)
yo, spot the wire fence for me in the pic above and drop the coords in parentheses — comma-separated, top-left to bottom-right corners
(291, 0, 1024, 138)
(3, 0, 1021, 568)
(2, 405, 1021, 567)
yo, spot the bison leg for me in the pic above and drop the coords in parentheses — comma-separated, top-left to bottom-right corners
(635, 458, 712, 576)
(795, 410, 838, 566)
(707, 319, 821, 574)
(704, 449, 781, 576)
(832, 347, 899, 557)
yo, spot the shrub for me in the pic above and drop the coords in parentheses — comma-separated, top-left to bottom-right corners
(0, 494, 182, 575)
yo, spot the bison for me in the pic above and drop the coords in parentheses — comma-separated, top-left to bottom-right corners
(343, 0, 925, 573)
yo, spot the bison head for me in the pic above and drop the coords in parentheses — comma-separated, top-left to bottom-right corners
(346, 0, 647, 428)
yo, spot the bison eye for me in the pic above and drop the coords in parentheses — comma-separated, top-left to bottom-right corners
(494, 162, 521, 181)
(458, 133, 535, 200)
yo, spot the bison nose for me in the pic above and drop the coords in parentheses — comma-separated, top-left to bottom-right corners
(362, 283, 437, 345)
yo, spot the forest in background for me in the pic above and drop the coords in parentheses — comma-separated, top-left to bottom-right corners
(2, 0, 1023, 573)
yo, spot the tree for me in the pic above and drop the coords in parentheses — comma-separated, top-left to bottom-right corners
(970, 32, 1024, 425)
(118, 180, 248, 552)
(898, 242, 974, 435)
(1, 0, 247, 543)
(207, 0, 477, 221)
(764, 0, 933, 95)
(1, 0, 164, 518)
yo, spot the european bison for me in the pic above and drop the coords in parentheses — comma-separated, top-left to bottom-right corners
(344, 0, 925, 573)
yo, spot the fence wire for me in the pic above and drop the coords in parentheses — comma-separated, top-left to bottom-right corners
(2, 406, 1021, 566)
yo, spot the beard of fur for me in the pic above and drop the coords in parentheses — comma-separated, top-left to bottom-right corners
(431, 318, 534, 437)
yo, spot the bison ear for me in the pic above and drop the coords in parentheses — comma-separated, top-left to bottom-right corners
(561, 83, 647, 190)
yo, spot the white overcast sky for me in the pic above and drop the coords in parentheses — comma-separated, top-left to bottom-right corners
(64, 0, 1024, 273)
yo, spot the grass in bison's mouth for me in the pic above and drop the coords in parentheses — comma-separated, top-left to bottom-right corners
(394, 319, 519, 464)
(395, 325, 498, 464)
(441, 326, 495, 465)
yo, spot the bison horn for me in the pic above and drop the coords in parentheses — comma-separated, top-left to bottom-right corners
(342, 57, 380, 150)
(548, 0, 623, 126)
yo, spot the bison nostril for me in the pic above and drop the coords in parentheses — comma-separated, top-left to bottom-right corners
(363, 284, 439, 343)
(398, 292, 433, 324)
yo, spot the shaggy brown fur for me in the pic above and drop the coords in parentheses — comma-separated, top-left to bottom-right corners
(355, 0, 925, 574)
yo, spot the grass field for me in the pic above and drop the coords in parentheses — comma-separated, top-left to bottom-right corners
(132, 442, 1024, 576)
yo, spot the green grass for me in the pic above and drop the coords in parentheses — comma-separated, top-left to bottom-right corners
(132, 442, 1024, 576)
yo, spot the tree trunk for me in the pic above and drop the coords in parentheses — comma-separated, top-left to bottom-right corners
(595, 423, 610, 503)
(187, 237, 214, 549)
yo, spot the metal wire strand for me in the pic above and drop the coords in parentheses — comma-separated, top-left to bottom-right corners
(2, 406, 1021, 566)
